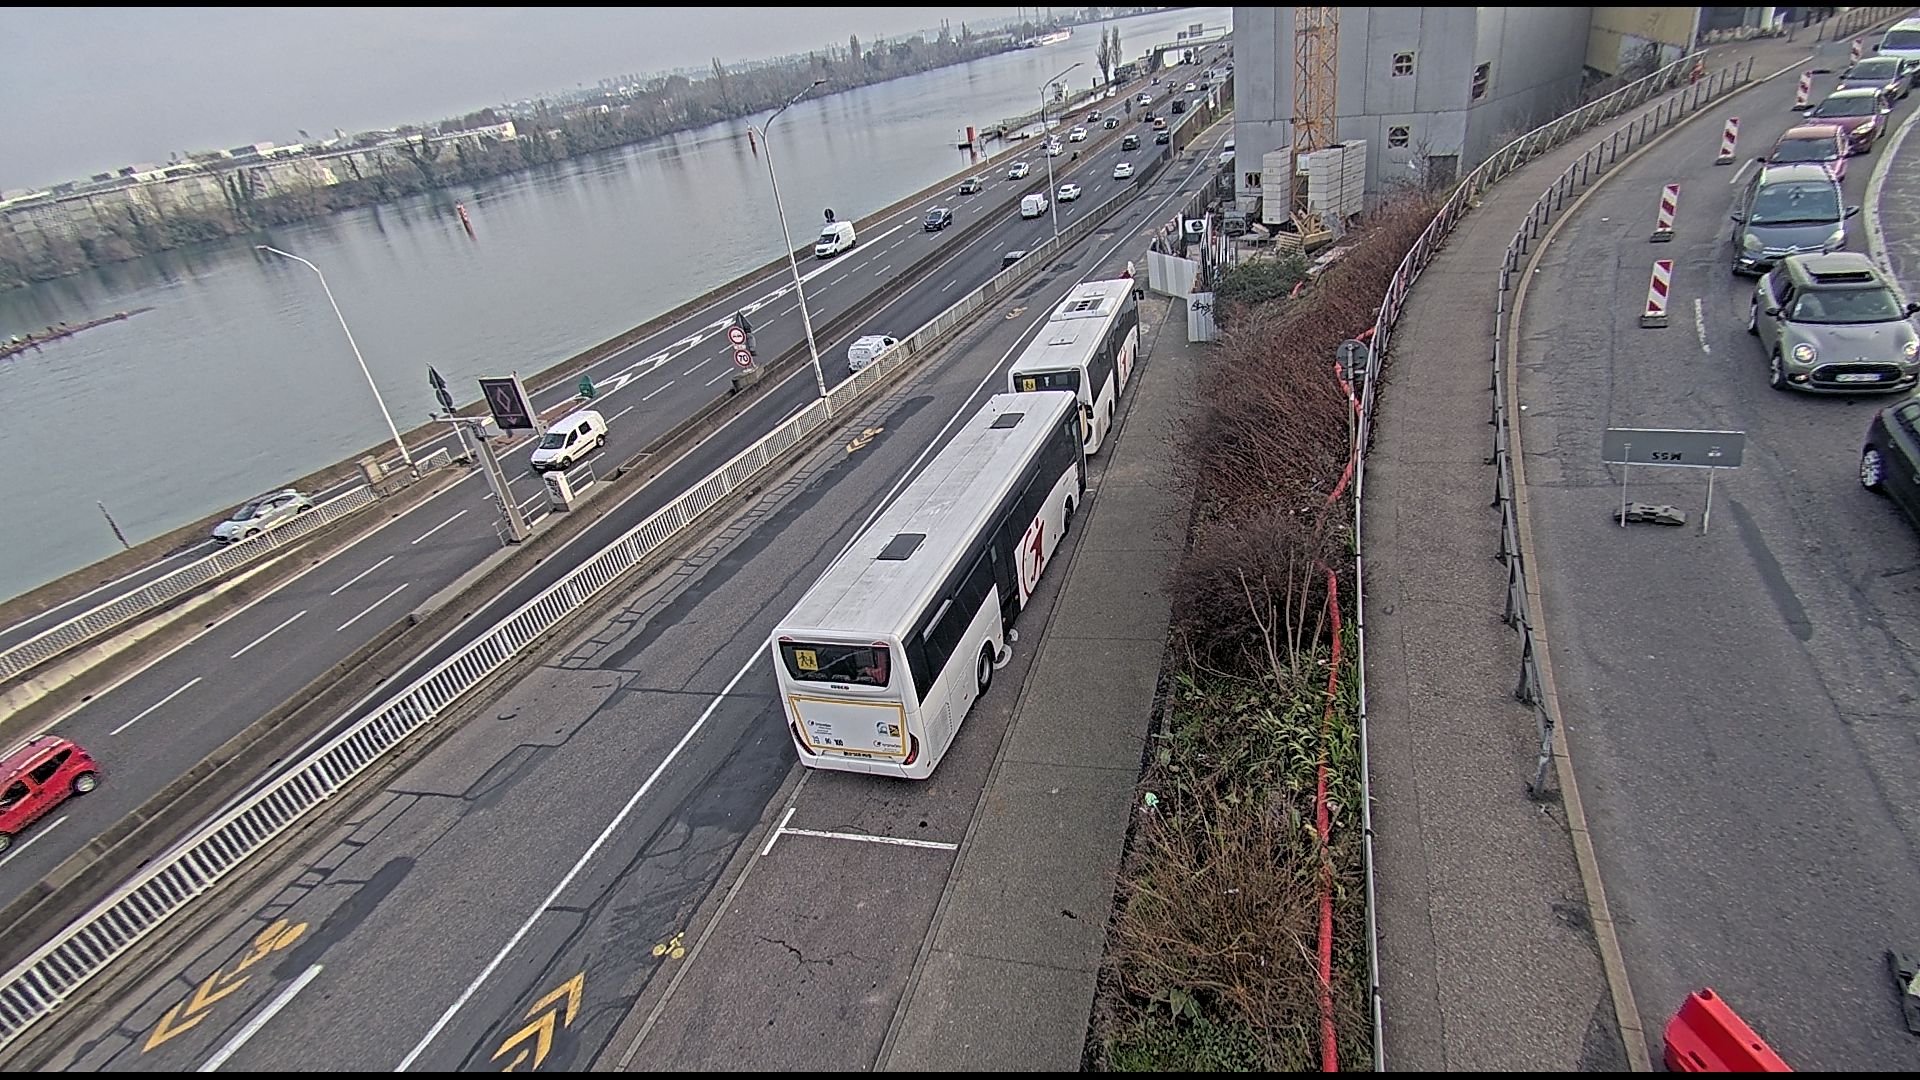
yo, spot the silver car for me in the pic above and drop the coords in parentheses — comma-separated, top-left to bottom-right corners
(1730, 162, 1856, 275)
(212, 488, 315, 542)
(1749, 252, 1920, 392)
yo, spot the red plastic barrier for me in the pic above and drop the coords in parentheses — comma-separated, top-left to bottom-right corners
(1663, 989, 1792, 1072)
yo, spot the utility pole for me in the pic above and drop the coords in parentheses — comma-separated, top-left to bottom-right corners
(449, 417, 530, 543)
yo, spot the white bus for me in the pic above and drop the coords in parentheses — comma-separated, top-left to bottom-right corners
(769, 391, 1084, 779)
(1007, 278, 1140, 455)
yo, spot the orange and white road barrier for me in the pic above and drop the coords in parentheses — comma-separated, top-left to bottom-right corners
(1792, 70, 1813, 110)
(1851, 38, 1864, 63)
(1641, 260, 1673, 328)
(1651, 184, 1680, 242)
(1714, 117, 1739, 165)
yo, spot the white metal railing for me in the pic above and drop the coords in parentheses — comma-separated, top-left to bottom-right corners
(0, 447, 452, 684)
(0, 147, 1166, 1052)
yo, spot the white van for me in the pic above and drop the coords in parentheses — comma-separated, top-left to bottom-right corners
(1020, 192, 1049, 219)
(1879, 17, 1920, 75)
(815, 220, 856, 258)
(529, 409, 607, 472)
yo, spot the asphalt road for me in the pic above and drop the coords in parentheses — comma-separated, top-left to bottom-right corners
(0, 50, 1231, 898)
(34, 114, 1234, 1071)
(1512, 45, 1920, 1069)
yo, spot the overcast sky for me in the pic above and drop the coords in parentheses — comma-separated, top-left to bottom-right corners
(2, 6, 1028, 191)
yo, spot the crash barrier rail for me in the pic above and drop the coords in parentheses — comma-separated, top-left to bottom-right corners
(0, 446, 453, 685)
(0, 142, 1174, 1052)
(1698, 4, 1911, 45)
(1345, 46, 1759, 1067)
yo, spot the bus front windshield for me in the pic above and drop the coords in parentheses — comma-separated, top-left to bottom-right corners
(779, 640, 892, 687)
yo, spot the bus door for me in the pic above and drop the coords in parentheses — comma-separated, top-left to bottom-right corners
(989, 528, 1020, 627)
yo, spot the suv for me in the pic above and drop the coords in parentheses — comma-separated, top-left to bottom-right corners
(1, 736, 100, 853)
(1749, 252, 1920, 392)
(1860, 397, 1920, 528)
(1805, 87, 1892, 153)
(1121, 133, 1141, 150)
(213, 488, 314, 543)
(1007, 161, 1030, 180)
(1730, 162, 1855, 275)
(1875, 16, 1920, 77)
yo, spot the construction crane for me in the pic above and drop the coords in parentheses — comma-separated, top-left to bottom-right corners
(1290, 6, 1339, 249)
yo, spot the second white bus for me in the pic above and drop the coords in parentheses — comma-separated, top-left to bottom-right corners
(1007, 277, 1140, 455)
(768, 391, 1084, 779)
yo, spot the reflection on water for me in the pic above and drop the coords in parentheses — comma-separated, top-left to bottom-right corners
(0, 7, 1228, 601)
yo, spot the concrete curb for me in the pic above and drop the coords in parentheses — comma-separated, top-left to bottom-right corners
(1502, 47, 1815, 1073)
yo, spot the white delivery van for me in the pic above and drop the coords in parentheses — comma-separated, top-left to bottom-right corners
(529, 408, 608, 472)
(815, 220, 857, 258)
(1020, 192, 1049, 219)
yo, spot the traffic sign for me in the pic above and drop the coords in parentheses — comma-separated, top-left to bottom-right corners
(727, 325, 747, 348)
(732, 348, 754, 370)
(428, 365, 455, 413)
(1602, 428, 1744, 468)
(478, 375, 537, 432)
(578, 375, 597, 400)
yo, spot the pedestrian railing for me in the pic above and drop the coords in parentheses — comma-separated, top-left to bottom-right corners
(0, 143, 1172, 1053)
(0, 447, 453, 686)
(1346, 44, 1778, 1068)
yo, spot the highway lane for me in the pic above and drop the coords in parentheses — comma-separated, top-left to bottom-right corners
(0, 59, 1228, 905)
(1510, 42, 1920, 1069)
(36, 113, 1234, 1073)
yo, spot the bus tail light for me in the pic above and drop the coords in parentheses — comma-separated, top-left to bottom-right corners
(903, 734, 921, 767)
(788, 720, 816, 756)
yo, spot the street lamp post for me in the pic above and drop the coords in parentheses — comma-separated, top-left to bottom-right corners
(1040, 62, 1084, 240)
(748, 79, 830, 401)
(256, 245, 415, 468)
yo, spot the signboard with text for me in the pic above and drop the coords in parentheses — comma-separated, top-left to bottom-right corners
(1602, 428, 1745, 469)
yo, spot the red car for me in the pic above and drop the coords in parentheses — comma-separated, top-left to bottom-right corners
(1762, 123, 1849, 181)
(0, 736, 100, 853)
(1805, 87, 1893, 154)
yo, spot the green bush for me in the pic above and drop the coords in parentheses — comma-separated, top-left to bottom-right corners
(1214, 253, 1311, 310)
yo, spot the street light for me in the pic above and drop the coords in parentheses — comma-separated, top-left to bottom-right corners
(1040, 61, 1084, 240)
(256, 245, 414, 468)
(747, 79, 830, 400)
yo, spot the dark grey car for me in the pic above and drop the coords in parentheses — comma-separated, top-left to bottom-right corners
(1729, 163, 1856, 275)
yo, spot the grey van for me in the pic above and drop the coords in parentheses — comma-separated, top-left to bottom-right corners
(1730, 162, 1857, 275)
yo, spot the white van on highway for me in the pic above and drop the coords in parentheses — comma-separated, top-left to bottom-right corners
(530, 409, 607, 472)
(815, 220, 856, 258)
(1020, 192, 1049, 219)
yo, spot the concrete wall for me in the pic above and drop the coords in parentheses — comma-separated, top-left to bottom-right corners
(1589, 7, 1703, 75)
(1233, 5, 1599, 211)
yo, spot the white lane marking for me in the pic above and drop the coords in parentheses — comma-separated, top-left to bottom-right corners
(704, 368, 734, 387)
(941, 279, 955, 291)
(1694, 298, 1711, 354)
(328, 554, 394, 596)
(682, 361, 706, 377)
(610, 404, 636, 422)
(761, 806, 798, 856)
(231, 610, 306, 659)
(1727, 156, 1756, 186)
(875, 264, 893, 277)
(395, 653, 766, 1071)
(111, 676, 202, 736)
(410, 509, 469, 546)
(642, 380, 675, 401)
(0, 815, 67, 868)
(779, 826, 958, 851)
(199, 964, 323, 1072)
(335, 583, 409, 633)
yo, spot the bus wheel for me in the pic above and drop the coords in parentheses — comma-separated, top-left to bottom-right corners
(977, 645, 995, 694)
(1062, 497, 1075, 536)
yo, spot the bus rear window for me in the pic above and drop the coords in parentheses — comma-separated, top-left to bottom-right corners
(1014, 370, 1080, 393)
(779, 641, 892, 686)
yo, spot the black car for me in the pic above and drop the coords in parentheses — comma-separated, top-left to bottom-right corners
(1155, 130, 1171, 144)
(1860, 397, 1920, 528)
(923, 207, 954, 231)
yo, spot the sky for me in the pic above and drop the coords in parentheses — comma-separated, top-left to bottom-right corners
(1, 6, 1032, 192)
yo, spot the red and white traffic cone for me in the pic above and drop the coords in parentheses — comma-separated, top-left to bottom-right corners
(1851, 38, 1863, 63)
(1641, 260, 1673, 328)
(1650, 184, 1680, 242)
(1714, 117, 1739, 165)
(1792, 70, 1813, 110)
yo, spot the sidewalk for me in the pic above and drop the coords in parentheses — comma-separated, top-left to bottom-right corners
(882, 292, 1194, 1070)
(1362, 27, 1844, 1073)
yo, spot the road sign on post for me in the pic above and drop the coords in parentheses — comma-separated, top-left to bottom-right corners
(428, 365, 455, 413)
(478, 375, 537, 432)
(578, 375, 597, 400)
(732, 347, 755, 370)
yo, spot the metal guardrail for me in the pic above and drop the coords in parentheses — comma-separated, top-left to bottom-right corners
(0, 142, 1170, 1052)
(0, 447, 453, 685)
(1346, 47, 1766, 1069)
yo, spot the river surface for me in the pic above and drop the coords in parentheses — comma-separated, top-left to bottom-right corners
(0, 8, 1230, 603)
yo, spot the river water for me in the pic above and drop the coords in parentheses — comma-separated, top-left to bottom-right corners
(0, 9, 1232, 603)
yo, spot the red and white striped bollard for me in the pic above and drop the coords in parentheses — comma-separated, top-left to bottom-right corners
(1714, 117, 1739, 165)
(1650, 184, 1680, 242)
(1641, 260, 1673, 328)
(1792, 70, 1813, 110)
(1851, 38, 1863, 63)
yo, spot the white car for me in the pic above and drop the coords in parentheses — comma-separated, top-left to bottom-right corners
(1184, 81, 1198, 92)
(1045, 140, 1064, 156)
(846, 334, 899, 373)
(1057, 182, 1081, 202)
(1068, 126, 1088, 142)
(212, 488, 313, 543)
(1137, 92, 1153, 106)
(1008, 161, 1030, 179)
(1113, 161, 1135, 180)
